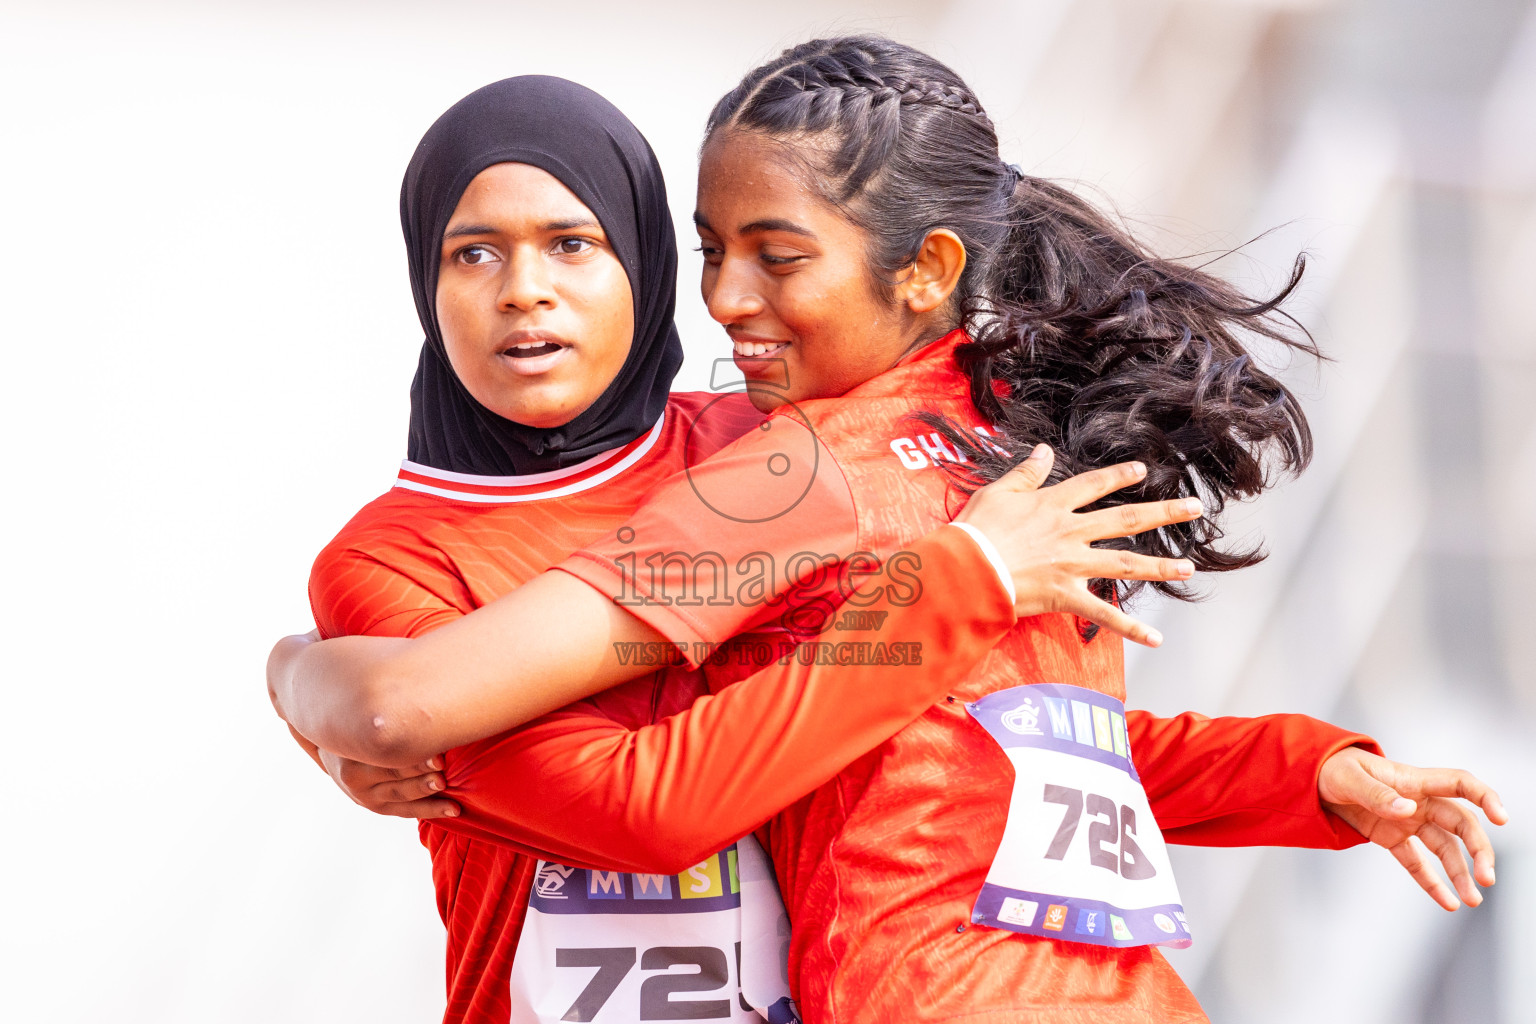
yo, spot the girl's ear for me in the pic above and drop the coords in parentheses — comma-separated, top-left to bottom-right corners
(896, 229, 967, 314)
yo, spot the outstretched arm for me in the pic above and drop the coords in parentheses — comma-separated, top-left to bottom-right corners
(1131, 712, 1507, 910)
(1131, 710, 1377, 849)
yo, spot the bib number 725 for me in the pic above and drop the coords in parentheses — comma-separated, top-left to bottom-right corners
(1041, 784, 1156, 880)
(555, 944, 748, 1021)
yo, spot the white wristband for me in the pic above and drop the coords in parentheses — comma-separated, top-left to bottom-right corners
(947, 521, 1017, 606)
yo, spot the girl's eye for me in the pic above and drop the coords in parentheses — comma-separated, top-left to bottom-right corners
(457, 245, 496, 266)
(693, 243, 724, 264)
(760, 250, 804, 267)
(555, 237, 594, 255)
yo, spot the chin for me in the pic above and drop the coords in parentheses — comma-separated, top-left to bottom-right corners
(744, 384, 790, 414)
(504, 407, 576, 429)
(480, 390, 573, 430)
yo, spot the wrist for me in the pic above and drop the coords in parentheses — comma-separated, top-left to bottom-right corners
(946, 521, 1017, 605)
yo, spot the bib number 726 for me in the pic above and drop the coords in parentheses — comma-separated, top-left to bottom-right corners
(1041, 784, 1156, 880)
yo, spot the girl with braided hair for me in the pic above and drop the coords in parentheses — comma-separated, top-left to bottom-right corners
(272, 40, 1504, 1023)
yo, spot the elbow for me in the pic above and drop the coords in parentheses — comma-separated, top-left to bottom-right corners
(274, 634, 433, 767)
(344, 677, 430, 767)
(313, 659, 430, 767)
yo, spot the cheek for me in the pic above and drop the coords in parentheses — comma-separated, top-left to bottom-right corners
(781, 270, 870, 359)
(434, 285, 479, 368)
(576, 267, 635, 370)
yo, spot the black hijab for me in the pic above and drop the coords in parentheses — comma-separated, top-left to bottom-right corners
(401, 76, 684, 475)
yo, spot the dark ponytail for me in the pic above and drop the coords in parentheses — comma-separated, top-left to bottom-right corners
(709, 36, 1319, 604)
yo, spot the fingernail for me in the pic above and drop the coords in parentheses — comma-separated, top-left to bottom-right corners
(1178, 561, 1194, 578)
(445, 806, 460, 817)
(1390, 797, 1415, 815)
(1131, 461, 1146, 477)
(426, 757, 441, 770)
(1183, 499, 1203, 515)
(1029, 443, 1048, 459)
(428, 778, 442, 792)
(1146, 628, 1163, 647)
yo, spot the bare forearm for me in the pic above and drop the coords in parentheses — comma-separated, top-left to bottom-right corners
(269, 572, 666, 766)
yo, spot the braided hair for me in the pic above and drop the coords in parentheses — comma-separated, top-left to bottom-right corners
(706, 36, 1317, 604)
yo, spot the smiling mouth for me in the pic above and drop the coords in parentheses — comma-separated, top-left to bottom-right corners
(732, 340, 790, 358)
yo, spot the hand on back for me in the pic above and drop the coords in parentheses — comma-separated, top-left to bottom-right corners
(954, 444, 1202, 647)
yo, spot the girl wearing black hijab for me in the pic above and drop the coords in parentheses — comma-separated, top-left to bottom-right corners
(400, 74, 682, 476)
(277, 75, 1110, 1023)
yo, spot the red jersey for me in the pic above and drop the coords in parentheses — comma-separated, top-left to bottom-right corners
(308, 391, 1021, 1023)
(560, 332, 1375, 1024)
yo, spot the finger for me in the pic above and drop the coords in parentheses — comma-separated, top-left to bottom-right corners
(1390, 767, 1508, 826)
(375, 797, 462, 821)
(1051, 461, 1149, 510)
(1388, 835, 1459, 912)
(1337, 757, 1417, 819)
(1083, 549, 1195, 583)
(1426, 797, 1497, 888)
(995, 444, 1055, 492)
(334, 758, 401, 790)
(1416, 822, 1481, 907)
(1077, 497, 1205, 542)
(1062, 591, 1163, 648)
(370, 773, 448, 805)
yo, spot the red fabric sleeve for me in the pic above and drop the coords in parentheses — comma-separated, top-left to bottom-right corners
(309, 546, 465, 640)
(1129, 710, 1381, 849)
(555, 415, 862, 654)
(433, 525, 1017, 873)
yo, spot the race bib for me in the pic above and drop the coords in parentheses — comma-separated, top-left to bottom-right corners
(509, 837, 799, 1023)
(966, 684, 1190, 949)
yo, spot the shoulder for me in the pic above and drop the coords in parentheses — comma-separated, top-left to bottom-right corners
(664, 391, 764, 464)
(311, 488, 443, 580)
(308, 487, 468, 637)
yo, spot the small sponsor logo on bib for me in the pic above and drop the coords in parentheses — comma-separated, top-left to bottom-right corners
(1001, 696, 1045, 736)
(1043, 905, 1068, 931)
(1154, 913, 1177, 934)
(998, 897, 1038, 927)
(534, 863, 575, 899)
(1110, 915, 1133, 941)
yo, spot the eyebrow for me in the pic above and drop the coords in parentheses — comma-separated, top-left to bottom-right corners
(692, 211, 816, 238)
(542, 217, 600, 232)
(443, 217, 600, 240)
